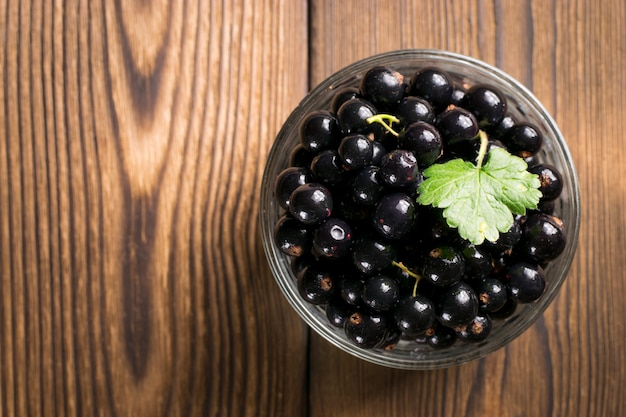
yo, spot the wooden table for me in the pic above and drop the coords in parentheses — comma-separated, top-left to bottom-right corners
(2, 1, 625, 416)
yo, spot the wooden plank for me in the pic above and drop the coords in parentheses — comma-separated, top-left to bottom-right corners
(0, 0, 309, 416)
(308, 0, 626, 416)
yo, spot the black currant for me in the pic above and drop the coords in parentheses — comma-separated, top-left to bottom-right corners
(518, 213, 567, 263)
(274, 166, 312, 210)
(410, 67, 454, 112)
(394, 294, 435, 337)
(505, 262, 546, 303)
(372, 192, 417, 239)
(462, 84, 507, 129)
(344, 310, 390, 349)
(436, 106, 480, 145)
(312, 217, 353, 259)
(351, 236, 397, 275)
(475, 278, 508, 312)
(288, 183, 333, 225)
(273, 214, 312, 257)
(528, 164, 564, 202)
(505, 123, 543, 158)
(455, 312, 492, 342)
(379, 149, 420, 188)
(425, 322, 457, 349)
(331, 87, 360, 114)
(359, 66, 406, 109)
(299, 110, 342, 153)
(289, 144, 315, 168)
(422, 246, 465, 287)
(398, 121, 443, 167)
(396, 96, 435, 125)
(297, 266, 336, 305)
(310, 149, 345, 186)
(338, 133, 374, 170)
(458, 242, 492, 280)
(351, 165, 385, 206)
(362, 274, 401, 312)
(436, 281, 479, 328)
(339, 277, 366, 307)
(336, 98, 379, 135)
(325, 297, 355, 328)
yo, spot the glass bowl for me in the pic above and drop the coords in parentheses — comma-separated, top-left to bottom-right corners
(259, 49, 580, 370)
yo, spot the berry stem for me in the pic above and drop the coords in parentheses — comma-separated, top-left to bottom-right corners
(366, 114, 400, 137)
(476, 130, 489, 168)
(392, 260, 422, 297)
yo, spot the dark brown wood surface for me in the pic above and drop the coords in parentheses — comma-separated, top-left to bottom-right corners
(1, 1, 625, 416)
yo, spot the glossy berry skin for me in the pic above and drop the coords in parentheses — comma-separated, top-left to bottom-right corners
(458, 243, 492, 280)
(475, 278, 508, 312)
(422, 246, 465, 287)
(337, 98, 378, 135)
(290, 254, 314, 280)
(310, 149, 345, 186)
(273, 214, 311, 257)
(462, 84, 507, 129)
(410, 67, 454, 112)
(398, 121, 443, 167)
(299, 110, 342, 153)
(362, 274, 401, 311)
(456, 313, 492, 342)
(339, 277, 366, 306)
(344, 310, 390, 349)
(450, 87, 466, 106)
(359, 66, 406, 109)
(380, 330, 402, 351)
(351, 165, 384, 206)
(505, 123, 543, 158)
(414, 207, 458, 245)
(370, 141, 387, 166)
(536, 199, 556, 215)
(436, 281, 479, 328)
(296, 266, 335, 305)
(485, 218, 522, 253)
(338, 133, 373, 170)
(396, 96, 435, 125)
(372, 193, 417, 239)
(352, 236, 397, 275)
(289, 144, 315, 168)
(288, 183, 333, 225)
(505, 262, 546, 303)
(528, 164, 564, 201)
(490, 297, 518, 319)
(519, 213, 567, 263)
(379, 149, 420, 188)
(487, 114, 516, 138)
(436, 107, 480, 145)
(394, 294, 435, 337)
(331, 87, 360, 114)
(274, 166, 312, 210)
(312, 217, 353, 259)
(325, 298, 354, 328)
(425, 322, 457, 349)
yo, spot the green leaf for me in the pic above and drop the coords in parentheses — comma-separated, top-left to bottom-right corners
(417, 147, 542, 245)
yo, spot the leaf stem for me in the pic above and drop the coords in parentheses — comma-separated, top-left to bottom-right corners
(476, 130, 489, 168)
(392, 260, 422, 297)
(366, 114, 400, 137)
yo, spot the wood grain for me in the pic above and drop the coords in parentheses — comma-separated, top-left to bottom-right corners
(2, 0, 626, 416)
(0, 1, 308, 416)
(309, 1, 626, 417)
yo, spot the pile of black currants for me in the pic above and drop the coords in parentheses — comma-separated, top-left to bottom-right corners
(272, 65, 567, 351)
